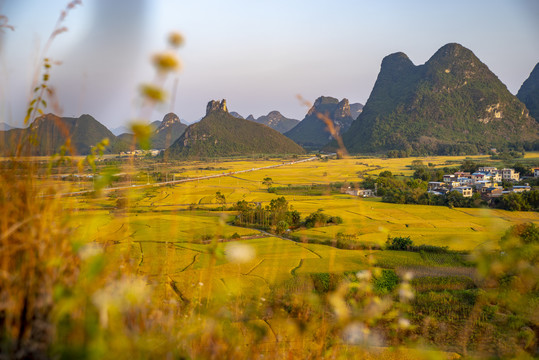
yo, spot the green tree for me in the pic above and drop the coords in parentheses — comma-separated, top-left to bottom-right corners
(215, 191, 226, 205)
(275, 220, 289, 235)
(413, 167, 431, 181)
(268, 196, 289, 225)
(446, 190, 466, 208)
(287, 210, 301, 228)
(501, 193, 529, 211)
(262, 177, 273, 188)
(385, 236, 413, 250)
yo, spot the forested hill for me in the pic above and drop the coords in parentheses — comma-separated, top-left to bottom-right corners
(166, 100, 306, 159)
(339, 43, 539, 155)
(0, 113, 114, 156)
(285, 96, 355, 150)
(517, 62, 539, 124)
(246, 111, 299, 133)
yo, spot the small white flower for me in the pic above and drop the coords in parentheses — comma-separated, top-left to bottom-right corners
(403, 271, 414, 281)
(198, 282, 204, 286)
(399, 284, 415, 301)
(342, 322, 367, 345)
(92, 276, 149, 328)
(342, 322, 383, 347)
(398, 318, 411, 329)
(356, 270, 371, 281)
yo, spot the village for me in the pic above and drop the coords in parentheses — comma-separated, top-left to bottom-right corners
(342, 166, 539, 200)
(426, 166, 536, 199)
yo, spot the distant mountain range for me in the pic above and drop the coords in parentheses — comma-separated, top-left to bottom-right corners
(517, 62, 539, 124)
(337, 43, 538, 155)
(246, 111, 299, 133)
(228, 111, 300, 133)
(284, 96, 355, 150)
(2, 43, 537, 158)
(110, 125, 131, 136)
(112, 113, 187, 152)
(0, 114, 115, 156)
(166, 100, 305, 159)
(150, 113, 188, 149)
(229, 111, 244, 119)
(0, 112, 188, 156)
(350, 103, 364, 120)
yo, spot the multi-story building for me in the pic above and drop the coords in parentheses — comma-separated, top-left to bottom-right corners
(501, 168, 520, 182)
(475, 180, 497, 191)
(471, 173, 485, 182)
(443, 174, 456, 183)
(478, 167, 498, 173)
(457, 177, 474, 185)
(428, 182, 446, 191)
(453, 186, 473, 197)
(486, 172, 502, 182)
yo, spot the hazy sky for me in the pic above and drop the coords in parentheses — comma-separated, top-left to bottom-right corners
(1, 0, 538, 128)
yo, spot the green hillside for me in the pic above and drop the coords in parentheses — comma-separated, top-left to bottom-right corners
(285, 96, 355, 150)
(166, 100, 305, 159)
(110, 113, 186, 152)
(151, 113, 187, 149)
(517, 62, 539, 123)
(0, 113, 114, 156)
(340, 43, 539, 155)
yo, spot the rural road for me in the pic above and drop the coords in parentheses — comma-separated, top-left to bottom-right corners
(54, 155, 330, 197)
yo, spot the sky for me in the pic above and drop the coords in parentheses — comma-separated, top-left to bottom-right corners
(0, 0, 538, 129)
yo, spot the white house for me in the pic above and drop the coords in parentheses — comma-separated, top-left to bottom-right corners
(443, 174, 456, 183)
(501, 168, 520, 182)
(453, 186, 473, 197)
(457, 177, 473, 185)
(478, 167, 498, 173)
(486, 172, 502, 182)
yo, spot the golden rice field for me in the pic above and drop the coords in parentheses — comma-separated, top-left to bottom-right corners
(70, 154, 539, 250)
(63, 154, 539, 301)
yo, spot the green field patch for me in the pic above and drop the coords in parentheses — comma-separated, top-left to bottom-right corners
(419, 251, 470, 267)
(372, 250, 427, 268)
(411, 289, 477, 323)
(411, 276, 476, 292)
(395, 266, 478, 280)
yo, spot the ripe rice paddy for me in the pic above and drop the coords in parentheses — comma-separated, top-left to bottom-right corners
(65, 155, 539, 303)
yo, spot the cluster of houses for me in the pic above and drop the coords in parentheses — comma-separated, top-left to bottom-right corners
(341, 166, 537, 199)
(118, 149, 161, 157)
(428, 167, 531, 199)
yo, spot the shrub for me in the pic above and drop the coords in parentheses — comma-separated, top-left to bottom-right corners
(372, 269, 399, 295)
(385, 236, 413, 250)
